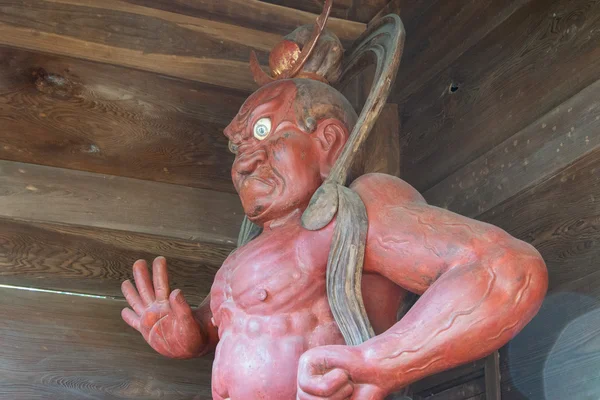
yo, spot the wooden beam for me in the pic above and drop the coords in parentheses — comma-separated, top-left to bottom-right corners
(0, 218, 232, 303)
(0, 286, 214, 399)
(424, 79, 600, 217)
(398, 0, 600, 192)
(0, 46, 243, 193)
(0, 161, 244, 246)
(125, 0, 364, 39)
(351, 104, 402, 179)
(255, 0, 353, 22)
(0, 0, 363, 92)
(350, 0, 391, 23)
(484, 351, 501, 400)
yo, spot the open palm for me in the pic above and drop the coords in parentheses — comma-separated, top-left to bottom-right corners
(121, 257, 206, 359)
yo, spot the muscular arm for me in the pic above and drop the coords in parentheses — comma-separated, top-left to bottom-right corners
(352, 174, 548, 392)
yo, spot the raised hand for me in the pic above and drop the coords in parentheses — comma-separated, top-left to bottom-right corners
(121, 257, 206, 359)
(297, 345, 386, 400)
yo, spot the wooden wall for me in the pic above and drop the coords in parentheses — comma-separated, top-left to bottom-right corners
(389, 0, 600, 399)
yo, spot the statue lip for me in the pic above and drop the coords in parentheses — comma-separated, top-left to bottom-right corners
(241, 174, 277, 192)
(246, 176, 274, 187)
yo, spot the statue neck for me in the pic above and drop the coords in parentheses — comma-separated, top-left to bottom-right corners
(263, 208, 304, 230)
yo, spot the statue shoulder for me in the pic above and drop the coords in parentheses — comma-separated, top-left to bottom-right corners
(350, 173, 427, 209)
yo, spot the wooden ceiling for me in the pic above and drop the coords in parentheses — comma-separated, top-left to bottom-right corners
(0, 0, 370, 198)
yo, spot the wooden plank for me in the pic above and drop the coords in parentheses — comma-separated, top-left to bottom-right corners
(0, 161, 244, 245)
(393, 0, 529, 103)
(259, 0, 353, 21)
(0, 286, 214, 399)
(363, 104, 401, 177)
(0, 217, 232, 303)
(0, 46, 243, 193)
(0, 0, 363, 91)
(124, 0, 364, 41)
(351, 104, 401, 179)
(398, 0, 600, 192)
(350, 0, 391, 23)
(485, 351, 501, 400)
(423, 79, 600, 217)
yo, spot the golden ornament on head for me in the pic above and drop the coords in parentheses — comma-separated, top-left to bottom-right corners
(249, 0, 334, 86)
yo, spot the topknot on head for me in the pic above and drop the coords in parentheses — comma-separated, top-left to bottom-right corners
(271, 27, 343, 85)
(249, 0, 343, 87)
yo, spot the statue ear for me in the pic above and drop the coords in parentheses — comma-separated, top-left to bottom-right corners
(314, 118, 347, 180)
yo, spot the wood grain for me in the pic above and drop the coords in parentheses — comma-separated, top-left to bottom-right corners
(393, 0, 529, 103)
(484, 351, 501, 400)
(351, 104, 401, 179)
(0, 286, 214, 399)
(259, 0, 353, 21)
(424, 79, 600, 217)
(0, 0, 363, 91)
(0, 46, 244, 192)
(123, 0, 364, 41)
(0, 217, 232, 303)
(0, 160, 244, 245)
(350, 0, 391, 23)
(398, 0, 600, 192)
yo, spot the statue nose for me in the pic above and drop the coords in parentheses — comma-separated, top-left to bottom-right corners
(235, 148, 267, 175)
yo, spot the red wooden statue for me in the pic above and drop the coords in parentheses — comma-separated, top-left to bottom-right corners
(121, 4, 548, 399)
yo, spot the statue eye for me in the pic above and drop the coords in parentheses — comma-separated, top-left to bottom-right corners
(228, 141, 239, 154)
(253, 118, 272, 140)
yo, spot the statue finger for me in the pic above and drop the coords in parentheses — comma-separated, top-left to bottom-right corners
(169, 289, 192, 317)
(299, 368, 350, 397)
(121, 307, 141, 331)
(121, 279, 144, 314)
(152, 256, 170, 301)
(133, 259, 156, 305)
(297, 383, 353, 400)
(351, 385, 385, 400)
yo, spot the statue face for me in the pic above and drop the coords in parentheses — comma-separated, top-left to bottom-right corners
(224, 81, 331, 225)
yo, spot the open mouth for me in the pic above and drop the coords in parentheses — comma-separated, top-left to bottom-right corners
(246, 176, 273, 186)
(238, 174, 277, 195)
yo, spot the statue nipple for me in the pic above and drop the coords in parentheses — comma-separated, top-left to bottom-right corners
(256, 288, 268, 301)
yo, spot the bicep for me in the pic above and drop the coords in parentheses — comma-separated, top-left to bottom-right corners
(352, 173, 501, 294)
(362, 199, 496, 294)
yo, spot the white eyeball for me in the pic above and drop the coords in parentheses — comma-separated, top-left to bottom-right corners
(253, 117, 272, 140)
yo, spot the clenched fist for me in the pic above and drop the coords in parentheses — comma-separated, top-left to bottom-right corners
(121, 257, 207, 359)
(297, 345, 386, 400)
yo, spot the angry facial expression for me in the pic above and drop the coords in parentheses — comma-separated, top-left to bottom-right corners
(224, 80, 325, 226)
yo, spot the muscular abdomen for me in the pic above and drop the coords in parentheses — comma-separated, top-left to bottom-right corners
(212, 304, 344, 400)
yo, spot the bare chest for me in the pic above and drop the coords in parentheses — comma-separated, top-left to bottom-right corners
(211, 223, 333, 322)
